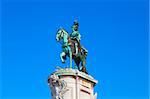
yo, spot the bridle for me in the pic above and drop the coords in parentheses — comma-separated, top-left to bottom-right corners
(57, 29, 65, 45)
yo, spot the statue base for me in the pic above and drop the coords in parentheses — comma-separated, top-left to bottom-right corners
(48, 68, 98, 99)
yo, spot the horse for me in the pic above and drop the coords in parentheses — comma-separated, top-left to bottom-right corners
(55, 28, 88, 73)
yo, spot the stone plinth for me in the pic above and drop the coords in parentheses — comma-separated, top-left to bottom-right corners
(48, 68, 98, 99)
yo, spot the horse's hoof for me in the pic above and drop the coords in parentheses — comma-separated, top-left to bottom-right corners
(62, 61, 65, 63)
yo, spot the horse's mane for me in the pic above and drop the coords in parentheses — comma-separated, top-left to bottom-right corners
(62, 29, 69, 35)
(57, 28, 69, 35)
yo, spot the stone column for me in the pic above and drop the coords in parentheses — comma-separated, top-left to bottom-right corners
(48, 68, 98, 99)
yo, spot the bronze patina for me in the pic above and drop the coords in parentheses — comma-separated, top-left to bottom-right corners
(55, 20, 88, 74)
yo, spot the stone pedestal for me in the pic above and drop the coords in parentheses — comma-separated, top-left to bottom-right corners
(48, 68, 98, 99)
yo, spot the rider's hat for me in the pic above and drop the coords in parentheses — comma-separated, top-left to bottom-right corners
(73, 20, 79, 26)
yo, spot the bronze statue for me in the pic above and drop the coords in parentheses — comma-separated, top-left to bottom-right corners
(55, 21, 88, 74)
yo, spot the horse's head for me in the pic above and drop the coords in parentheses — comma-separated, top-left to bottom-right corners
(56, 29, 63, 41)
(56, 28, 68, 42)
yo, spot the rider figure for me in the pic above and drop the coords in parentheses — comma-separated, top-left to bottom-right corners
(70, 20, 81, 55)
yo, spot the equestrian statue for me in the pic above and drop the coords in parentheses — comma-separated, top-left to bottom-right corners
(55, 20, 88, 74)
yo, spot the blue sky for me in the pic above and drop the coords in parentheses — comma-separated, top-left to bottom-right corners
(1, 0, 149, 99)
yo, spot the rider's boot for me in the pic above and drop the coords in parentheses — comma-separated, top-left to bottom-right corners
(75, 43, 78, 55)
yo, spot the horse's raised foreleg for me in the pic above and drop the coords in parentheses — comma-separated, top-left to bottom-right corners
(60, 52, 66, 63)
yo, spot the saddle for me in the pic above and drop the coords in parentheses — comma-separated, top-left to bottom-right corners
(68, 37, 81, 56)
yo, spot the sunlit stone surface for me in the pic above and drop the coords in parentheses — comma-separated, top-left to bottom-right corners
(48, 68, 98, 99)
